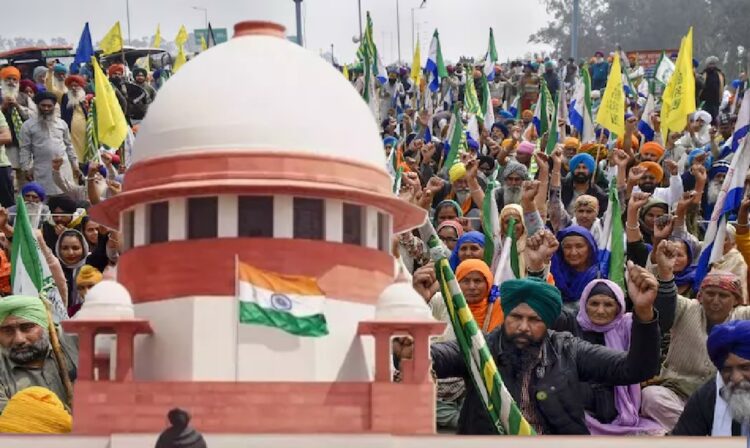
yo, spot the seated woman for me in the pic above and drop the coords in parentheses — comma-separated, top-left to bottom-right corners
(436, 220, 463, 252)
(448, 231, 485, 271)
(553, 278, 666, 435)
(551, 225, 601, 307)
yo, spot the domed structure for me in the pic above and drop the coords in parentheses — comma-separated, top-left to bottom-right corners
(73, 280, 135, 319)
(375, 267, 434, 322)
(132, 22, 385, 169)
(90, 20, 426, 385)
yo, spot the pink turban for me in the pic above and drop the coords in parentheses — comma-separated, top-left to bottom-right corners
(517, 141, 536, 155)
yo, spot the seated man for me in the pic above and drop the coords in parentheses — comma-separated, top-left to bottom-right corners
(429, 263, 661, 434)
(673, 320, 750, 436)
(642, 240, 750, 431)
(0, 296, 78, 412)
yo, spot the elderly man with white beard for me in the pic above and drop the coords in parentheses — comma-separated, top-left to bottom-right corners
(704, 159, 730, 220)
(673, 320, 750, 436)
(0, 66, 35, 195)
(59, 75, 89, 162)
(45, 63, 69, 104)
(19, 92, 81, 197)
(493, 160, 527, 210)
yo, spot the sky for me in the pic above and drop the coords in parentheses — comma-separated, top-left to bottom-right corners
(3, 0, 553, 63)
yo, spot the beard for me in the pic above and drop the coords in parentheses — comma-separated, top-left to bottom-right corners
(639, 182, 657, 193)
(53, 77, 68, 94)
(721, 381, 750, 422)
(503, 186, 522, 205)
(455, 189, 471, 204)
(500, 332, 543, 380)
(707, 180, 722, 205)
(1, 82, 18, 99)
(573, 173, 590, 184)
(66, 89, 86, 109)
(6, 329, 49, 364)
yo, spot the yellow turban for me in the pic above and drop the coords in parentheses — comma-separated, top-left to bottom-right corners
(0, 387, 72, 434)
(76, 265, 103, 287)
(448, 162, 467, 183)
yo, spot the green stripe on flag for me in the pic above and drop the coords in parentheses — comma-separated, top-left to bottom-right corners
(508, 217, 520, 278)
(482, 177, 498, 266)
(608, 180, 625, 291)
(239, 301, 328, 337)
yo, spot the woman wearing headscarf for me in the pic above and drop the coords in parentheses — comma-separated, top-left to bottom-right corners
(436, 220, 464, 252)
(638, 198, 669, 247)
(490, 204, 528, 276)
(433, 199, 464, 227)
(55, 229, 89, 317)
(552, 279, 665, 435)
(551, 226, 600, 306)
(448, 231, 485, 271)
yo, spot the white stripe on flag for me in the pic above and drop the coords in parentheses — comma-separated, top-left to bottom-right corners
(239, 281, 324, 318)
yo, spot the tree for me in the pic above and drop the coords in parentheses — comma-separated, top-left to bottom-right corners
(530, 0, 750, 78)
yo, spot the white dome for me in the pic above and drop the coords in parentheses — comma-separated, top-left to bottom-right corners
(132, 22, 385, 169)
(74, 280, 135, 320)
(375, 268, 434, 322)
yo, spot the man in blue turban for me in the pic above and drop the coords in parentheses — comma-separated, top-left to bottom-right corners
(561, 152, 608, 217)
(428, 263, 662, 435)
(673, 320, 750, 436)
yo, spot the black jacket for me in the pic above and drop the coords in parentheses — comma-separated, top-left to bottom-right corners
(561, 175, 608, 218)
(431, 315, 661, 435)
(672, 377, 742, 436)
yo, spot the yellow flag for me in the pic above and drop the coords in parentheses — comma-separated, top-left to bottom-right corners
(91, 57, 128, 149)
(595, 52, 625, 137)
(410, 41, 421, 86)
(152, 24, 162, 48)
(173, 46, 187, 72)
(100, 22, 123, 55)
(200, 36, 208, 51)
(342, 64, 349, 80)
(175, 25, 189, 47)
(661, 27, 695, 139)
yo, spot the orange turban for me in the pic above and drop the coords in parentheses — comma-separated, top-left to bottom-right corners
(0, 66, 20, 80)
(64, 75, 86, 89)
(563, 137, 581, 150)
(521, 109, 533, 120)
(640, 142, 665, 160)
(107, 64, 125, 77)
(639, 161, 664, 183)
(501, 138, 518, 150)
(579, 143, 608, 162)
(615, 134, 640, 150)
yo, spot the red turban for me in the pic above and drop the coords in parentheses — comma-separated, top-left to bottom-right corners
(64, 75, 86, 89)
(19, 79, 37, 94)
(0, 66, 20, 81)
(107, 64, 125, 77)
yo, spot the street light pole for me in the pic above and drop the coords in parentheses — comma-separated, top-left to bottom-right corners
(125, 0, 132, 45)
(357, 0, 362, 42)
(293, 0, 303, 46)
(571, 0, 580, 60)
(396, 0, 401, 63)
(193, 7, 208, 32)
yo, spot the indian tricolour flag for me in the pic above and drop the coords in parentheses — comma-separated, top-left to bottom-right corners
(238, 262, 328, 337)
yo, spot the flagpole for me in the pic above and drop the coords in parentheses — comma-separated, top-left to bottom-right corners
(234, 253, 240, 381)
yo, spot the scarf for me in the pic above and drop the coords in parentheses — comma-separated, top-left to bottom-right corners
(491, 204, 528, 276)
(671, 237, 697, 289)
(449, 231, 485, 271)
(456, 259, 503, 332)
(433, 200, 464, 227)
(577, 280, 664, 434)
(550, 226, 600, 303)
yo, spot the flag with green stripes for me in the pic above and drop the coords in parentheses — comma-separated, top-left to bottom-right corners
(464, 73, 482, 120)
(494, 216, 521, 285)
(423, 223, 535, 436)
(442, 103, 465, 173)
(10, 107, 23, 139)
(481, 172, 499, 266)
(84, 98, 102, 164)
